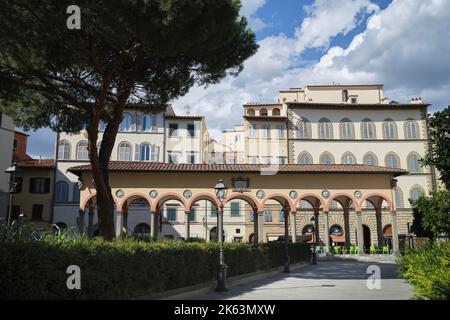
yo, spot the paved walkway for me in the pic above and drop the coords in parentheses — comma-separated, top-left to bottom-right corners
(193, 256, 413, 300)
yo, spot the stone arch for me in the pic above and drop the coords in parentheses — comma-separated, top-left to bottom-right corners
(152, 192, 188, 212)
(341, 151, 357, 165)
(187, 193, 221, 211)
(295, 193, 327, 211)
(80, 192, 120, 211)
(225, 193, 260, 212)
(362, 151, 379, 166)
(385, 151, 401, 168)
(406, 151, 423, 173)
(360, 193, 393, 211)
(327, 193, 361, 211)
(319, 151, 335, 165)
(297, 151, 313, 164)
(261, 193, 295, 212)
(119, 192, 152, 212)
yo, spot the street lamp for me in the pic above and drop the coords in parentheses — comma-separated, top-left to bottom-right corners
(310, 216, 317, 265)
(214, 179, 228, 292)
(5, 163, 23, 225)
(283, 208, 290, 273)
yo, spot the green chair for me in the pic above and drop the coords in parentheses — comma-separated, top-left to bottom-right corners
(382, 245, 389, 254)
(333, 246, 340, 254)
(370, 245, 377, 254)
(341, 246, 348, 255)
(349, 245, 355, 254)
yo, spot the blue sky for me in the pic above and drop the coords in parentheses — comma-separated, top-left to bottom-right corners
(24, 0, 450, 158)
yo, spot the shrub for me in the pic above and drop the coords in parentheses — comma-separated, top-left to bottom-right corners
(398, 242, 450, 300)
(0, 235, 310, 299)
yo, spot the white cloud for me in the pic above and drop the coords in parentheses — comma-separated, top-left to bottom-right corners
(240, 0, 268, 32)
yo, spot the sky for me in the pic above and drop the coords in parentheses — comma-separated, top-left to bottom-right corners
(25, 0, 450, 158)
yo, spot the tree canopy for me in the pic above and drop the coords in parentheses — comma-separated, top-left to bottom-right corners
(0, 0, 258, 239)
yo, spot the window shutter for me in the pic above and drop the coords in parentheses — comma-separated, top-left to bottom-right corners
(151, 115, 157, 131)
(155, 146, 160, 162)
(151, 144, 156, 162)
(45, 178, 50, 193)
(29, 178, 35, 193)
(134, 144, 140, 161)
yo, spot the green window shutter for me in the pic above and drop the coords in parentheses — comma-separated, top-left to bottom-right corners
(189, 208, 196, 222)
(167, 208, 177, 222)
(230, 202, 240, 217)
(210, 205, 217, 216)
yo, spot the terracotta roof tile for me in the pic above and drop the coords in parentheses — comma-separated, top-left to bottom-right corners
(16, 159, 55, 168)
(68, 162, 407, 176)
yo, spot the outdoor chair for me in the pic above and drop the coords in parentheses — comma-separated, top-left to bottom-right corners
(382, 245, 389, 254)
(341, 247, 348, 255)
(333, 246, 340, 254)
(370, 245, 377, 254)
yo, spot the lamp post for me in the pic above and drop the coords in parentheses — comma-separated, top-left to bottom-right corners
(5, 163, 23, 225)
(283, 208, 290, 273)
(310, 216, 317, 265)
(214, 179, 228, 292)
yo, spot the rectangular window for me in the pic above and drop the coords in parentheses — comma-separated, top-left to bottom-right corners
(32, 204, 44, 220)
(276, 157, 286, 165)
(189, 208, 196, 222)
(230, 202, 240, 217)
(29, 178, 50, 194)
(264, 210, 272, 222)
(248, 156, 257, 164)
(187, 152, 197, 164)
(210, 205, 217, 216)
(235, 135, 241, 142)
(10, 177, 23, 193)
(276, 125, 284, 139)
(187, 124, 195, 138)
(169, 124, 178, 137)
(261, 125, 271, 139)
(279, 210, 285, 222)
(167, 208, 177, 222)
(248, 124, 256, 138)
(261, 157, 271, 164)
(232, 178, 249, 190)
(168, 152, 179, 164)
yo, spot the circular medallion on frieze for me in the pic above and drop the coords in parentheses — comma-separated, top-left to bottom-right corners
(289, 190, 298, 199)
(149, 190, 158, 199)
(321, 190, 330, 199)
(256, 190, 266, 199)
(183, 190, 192, 199)
(115, 189, 125, 198)
(354, 190, 362, 199)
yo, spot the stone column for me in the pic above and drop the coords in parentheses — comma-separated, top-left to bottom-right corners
(78, 209, 85, 235)
(390, 211, 400, 254)
(88, 205, 95, 239)
(356, 211, 364, 254)
(252, 210, 258, 243)
(185, 211, 191, 240)
(257, 211, 264, 243)
(375, 207, 384, 248)
(150, 211, 158, 240)
(313, 208, 320, 246)
(122, 210, 128, 236)
(323, 211, 330, 253)
(115, 211, 123, 238)
(289, 211, 297, 243)
(343, 207, 351, 248)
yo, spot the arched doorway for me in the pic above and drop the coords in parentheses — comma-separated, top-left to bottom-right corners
(210, 226, 225, 242)
(302, 224, 315, 243)
(363, 225, 371, 252)
(134, 223, 150, 239)
(383, 224, 392, 250)
(329, 225, 345, 247)
(248, 233, 255, 243)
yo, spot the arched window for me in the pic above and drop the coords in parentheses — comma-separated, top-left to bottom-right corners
(73, 184, 80, 203)
(119, 113, 133, 132)
(394, 187, 404, 209)
(302, 225, 315, 234)
(319, 152, 335, 165)
(55, 181, 69, 202)
(134, 223, 150, 239)
(141, 115, 152, 132)
(140, 143, 151, 161)
(385, 152, 400, 168)
(76, 141, 89, 160)
(297, 117, 311, 139)
(319, 118, 333, 139)
(272, 108, 281, 116)
(404, 119, 420, 139)
(297, 152, 313, 165)
(383, 119, 397, 139)
(341, 152, 356, 165)
(407, 152, 422, 173)
(361, 118, 376, 139)
(247, 108, 255, 116)
(340, 118, 354, 139)
(410, 186, 425, 202)
(118, 142, 132, 161)
(260, 108, 268, 116)
(58, 140, 71, 160)
(363, 152, 378, 166)
(342, 90, 349, 102)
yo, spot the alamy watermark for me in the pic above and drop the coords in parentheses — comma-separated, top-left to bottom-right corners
(66, 5, 81, 30)
(366, 265, 381, 290)
(66, 265, 81, 290)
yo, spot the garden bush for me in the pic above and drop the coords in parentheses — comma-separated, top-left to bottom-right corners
(398, 241, 450, 300)
(0, 231, 310, 299)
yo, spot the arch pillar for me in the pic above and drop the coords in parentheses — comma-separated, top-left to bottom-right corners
(88, 205, 95, 239)
(375, 207, 383, 248)
(150, 211, 159, 239)
(289, 211, 297, 243)
(356, 211, 364, 255)
(78, 209, 85, 235)
(257, 211, 264, 243)
(115, 211, 123, 238)
(122, 209, 128, 236)
(323, 211, 330, 253)
(390, 211, 400, 254)
(343, 207, 351, 249)
(313, 208, 320, 246)
(185, 211, 191, 240)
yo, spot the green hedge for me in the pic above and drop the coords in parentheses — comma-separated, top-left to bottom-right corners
(0, 238, 310, 299)
(398, 242, 450, 300)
